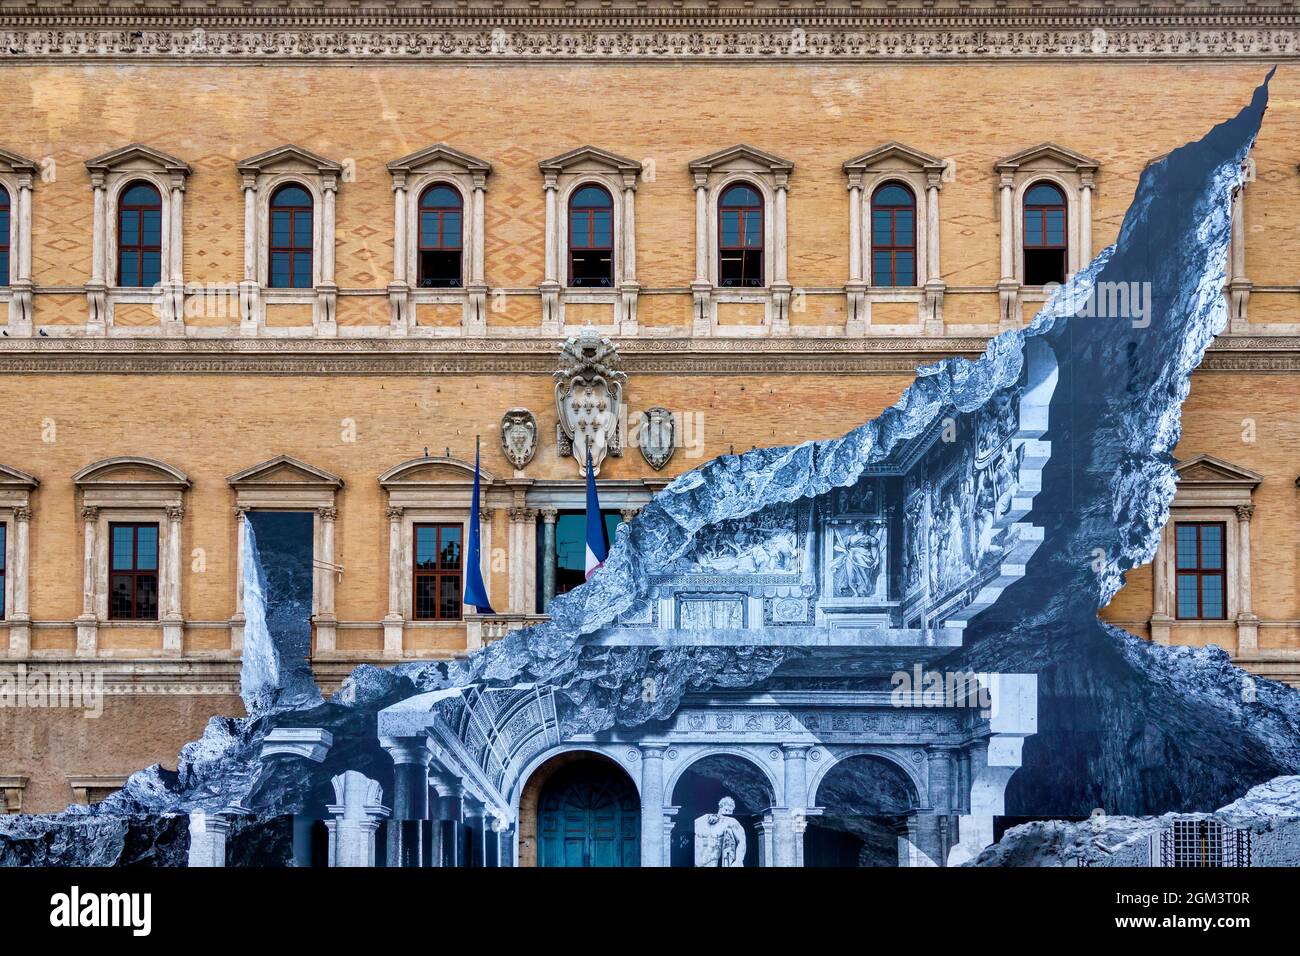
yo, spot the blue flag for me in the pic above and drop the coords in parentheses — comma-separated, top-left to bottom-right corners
(584, 447, 608, 580)
(463, 442, 494, 613)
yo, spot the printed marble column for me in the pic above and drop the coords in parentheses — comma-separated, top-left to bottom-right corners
(774, 745, 808, 866)
(541, 507, 558, 612)
(383, 506, 404, 657)
(923, 749, 954, 866)
(187, 811, 234, 868)
(75, 506, 98, 656)
(639, 745, 667, 867)
(326, 771, 390, 868)
(162, 505, 184, 655)
(7, 508, 31, 654)
(1235, 503, 1259, 656)
(315, 506, 338, 652)
(432, 777, 466, 868)
(463, 797, 488, 868)
(380, 737, 431, 868)
(494, 818, 516, 867)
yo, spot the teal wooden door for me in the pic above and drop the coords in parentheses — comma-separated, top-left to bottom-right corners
(538, 762, 640, 867)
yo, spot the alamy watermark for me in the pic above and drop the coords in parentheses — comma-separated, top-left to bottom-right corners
(1043, 279, 1153, 328)
(890, 664, 994, 717)
(0, 665, 104, 718)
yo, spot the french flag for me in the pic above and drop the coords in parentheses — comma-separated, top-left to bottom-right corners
(584, 447, 608, 580)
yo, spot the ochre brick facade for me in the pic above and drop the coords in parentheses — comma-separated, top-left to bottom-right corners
(1, 40, 1297, 812)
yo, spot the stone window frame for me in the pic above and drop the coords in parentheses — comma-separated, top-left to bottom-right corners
(994, 143, 1098, 329)
(386, 144, 493, 339)
(0, 148, 37, 335)
(538, 146, 642, 337)
(72, 456, 190, 658)
(68, 775, 129, 806)
(378, 456, 501, 657)
(1149, 454, 1262, 656)
(235, 145, 343, 338)
(688, 144, 794, 337)
(843, 142, 947, 336)
(84, 145, 191, 337)
(0, 775, 27, 813)
(0, 464, 38, 655)
(227, 454, 343, 654)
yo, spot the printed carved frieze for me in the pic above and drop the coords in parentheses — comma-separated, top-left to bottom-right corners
(554, 327, 626, 477)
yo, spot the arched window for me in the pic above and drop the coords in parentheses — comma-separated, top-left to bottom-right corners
(117, 181, 162, 288)
(269, 184, 314, 289)
(718, 183, 763, 288)
(870, 182, 916, 287)
(418, 184, 463, 288)
(568, 184, 614, 287)
(0, 185, 9, 287)
(1023, 181, 1067, 285)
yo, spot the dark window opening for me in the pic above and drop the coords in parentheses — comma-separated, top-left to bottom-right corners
(414, 523, 462, 620)
(1175, 521, 1226, 620)
(537, 510, 621, 608)
(269, 184, 314, 289)
(568, 184, 614, 288)
(418, 184, 463, 288)
(718, 183, 764, 288)
(109, 522, 159, 621)
(117, 182, 162, 289)
(1022, 181, 1067, 286)
(0, 523, 6, 619)
(870, 182, 916, 287)
(0, 185, 10, 287)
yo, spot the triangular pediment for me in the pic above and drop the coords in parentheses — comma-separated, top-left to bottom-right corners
(689, 144, 794, 175)
(236, 144, 342, 176)
(85, 144, 191, 176)
(227, 455, 343, 488)
(538, 146, 641, 175)
(379, 456, 495, 488)
(995, 142, 1099, 173)
(388, 143, 492, 176)
(0, 464, 39, 490)
(73, 457, 191, 488)
(0, 148, 38, 175)
(843, 141, 945, 175)
(1174, 454, 1263, 487)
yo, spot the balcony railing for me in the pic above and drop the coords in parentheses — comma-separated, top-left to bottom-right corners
(464, 612, 550, 650)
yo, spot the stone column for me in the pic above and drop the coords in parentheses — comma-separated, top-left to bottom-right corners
(923, 171, 946, 333)
(773, 177, 789, 287)
(622, 180, 637, 284)
(166, 178, 186, 332)
(755, 814, 775, 868)
(927, 749, 953, 866)
(230, 507, 247, 652)
(1079, 174, 1094, 272)
(541, 173, 560, 331)
(9, 175, 33, 333)
(187, 811, 234, 868)
(383, 506, 404, 657)
(997, 173, 1019, 327)
(774, 745, 809, 867)
(326, 771, 390, 868)
(315, 507, 337, 652)
(318, 180, 338, 335)
(483, 815, 500, 868)
(847, 178, 863, 283)
(432, 777, 466, 868)
(463, 798, 488, 868)
(162, 505, 184, 655)
(471, 179, 486, 286)
(380, 737, 432, 868)
(540, 507, 558, 612)
(86, 174, 107, 332)
(507, 507, 536, 614)
(691, 174, 712, 334)
(240, 177, 259, 334)
(388, 176, 409, 335)
(494, 818, 516, 867)
(639, 745, 666, 867)
(8, 508, 31, 655)
(1235, 503, 1259, 656)
(76, 506, 98, 657)
(1150, 527, 1173, 645)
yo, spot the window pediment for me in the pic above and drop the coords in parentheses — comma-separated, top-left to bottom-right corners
(843, 142, 945, 178)
(236, 144, 342, 178)
(0, 148, 38, 177)
(539, 146, 641, 177)
(379, 456, 495, 489)
(995, 142, 1099, 175)
(0, 464, 39, 491)
(1174, 454, 1263, 489)
(227, 454, 343, 490)
(388, 144, 492, 180)
(689, 144, 793, 177)
(72, 456, 190, 489)
(85, 144, 191, 179)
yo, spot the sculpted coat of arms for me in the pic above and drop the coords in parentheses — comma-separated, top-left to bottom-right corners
(554, 327, 625, 476)
(500, 408, 538, 470)
(636, 405, 677, 471)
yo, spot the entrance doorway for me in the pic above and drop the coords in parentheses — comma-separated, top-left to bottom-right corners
(534, 755, 640, 867)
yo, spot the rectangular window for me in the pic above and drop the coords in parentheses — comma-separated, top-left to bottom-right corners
(109, 523, 159, 621)
(413, 523, 462, 621)
(1174, 522, 1226, 620)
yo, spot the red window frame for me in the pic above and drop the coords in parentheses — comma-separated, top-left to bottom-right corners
(870, 181, 917, 287)
(1022, 181, 1068, 285)
(718, 182, 764, 288)
(0, 185, 10, 287)
(417, 183, 464, 288)
(108, 522, 159, 621)
(567, 183, 614, 287)
(268, 184, 313, 289)
(117, 181, 162, 288)
(413, 522, 463, 621)
(1174, 521, 1227, 620)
